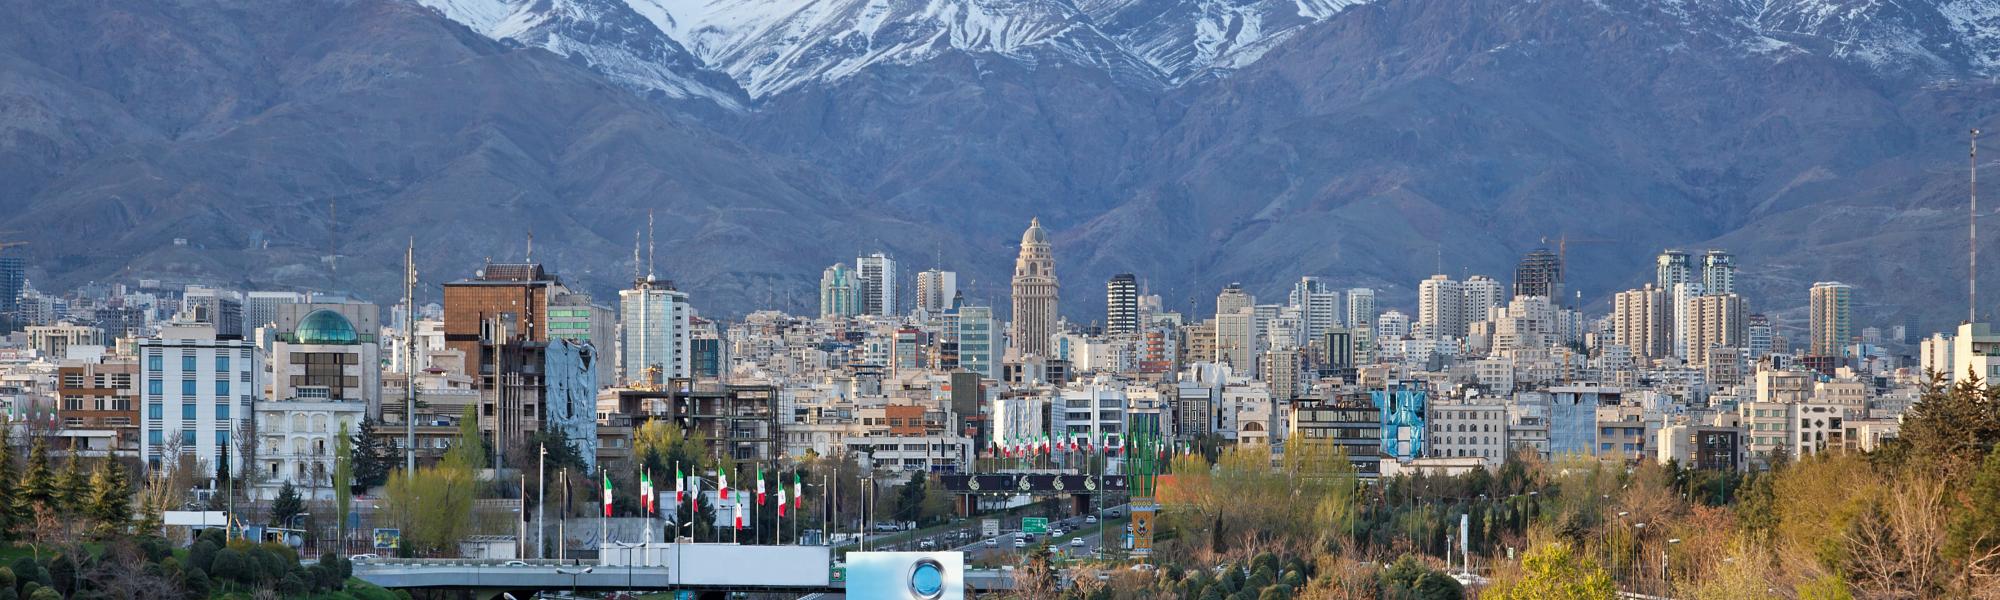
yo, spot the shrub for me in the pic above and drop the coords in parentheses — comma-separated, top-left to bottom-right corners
(277, 573, 308, 596)
(188, 540, 220, 574)
(208, 548, 249, 584)
(25, 588, 57, 600)
(180, 568, 211, 600)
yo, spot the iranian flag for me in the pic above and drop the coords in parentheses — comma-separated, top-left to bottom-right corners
(640, 470, 654, 515)
(602, 472, 613, 517)
(720, 467, 732, 500)
(733, 497, 745, 530)
(757, 466, 767, 506)
(793, 471, 804, 510)
(776, 476, 788, 517)
(675, 463, 686, 504)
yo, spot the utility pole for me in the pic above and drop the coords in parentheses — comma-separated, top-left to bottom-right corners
(538, 442, 547, 559)
(404, 239, 417, 481)
(1975, 128, 1982, 323)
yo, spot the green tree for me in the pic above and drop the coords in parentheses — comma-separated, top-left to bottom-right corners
(1947, 445, 2000, 570)
(270, 482, 305, 528)
(15, 440, 51, 519)
(380, 407, 481, 556)
(208, 548, 248, 584)
(49, 458, 83, 514)
(83, 461, 130, 538)
(1485, 542, 1616, 600)
(179, 567, 210, 600)
(1899, 374, 2000, 470)
(336, 421, 354, 554)
(0, 428, 17, 539)
(351, 418, 399, 492)
(1378, 555, 1464, 600)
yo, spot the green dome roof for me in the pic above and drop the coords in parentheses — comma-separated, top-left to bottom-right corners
(295, 310, 358, 345)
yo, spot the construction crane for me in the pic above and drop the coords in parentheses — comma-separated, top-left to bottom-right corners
(1539, 234, 1612, 267)
(0, 240, 27, 252)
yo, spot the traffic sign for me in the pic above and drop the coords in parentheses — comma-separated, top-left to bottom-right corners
(981, 518, 1000, 537)
(1022, 517, 1049, 534)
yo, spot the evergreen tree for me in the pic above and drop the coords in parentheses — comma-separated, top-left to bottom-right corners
(0, 428, 17, 539)
(83, 461, 130, 538)
(13, 440, 49, 521)
(49, 458, 83, 514)
(351, 418, 396, 492)
(270, 482, 305, 528)
(335, 422, 353, 553)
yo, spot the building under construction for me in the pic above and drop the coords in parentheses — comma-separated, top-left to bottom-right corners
(600, 378, 780, 471)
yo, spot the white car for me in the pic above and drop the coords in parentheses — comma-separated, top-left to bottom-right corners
(985, 538, 999, 548)
(1085, 515, 1098, 524)
(1069, 538, 1085, 548)
(1014, 538, 1027, 549)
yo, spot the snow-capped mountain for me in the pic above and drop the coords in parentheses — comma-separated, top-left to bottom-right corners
(414, 0, 748, 107)
(415, 0, 1376, 99)
(1082, 0, 1369, 82)
(1747, 0, 2000, 75)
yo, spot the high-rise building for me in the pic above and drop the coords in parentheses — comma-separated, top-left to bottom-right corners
(1215, 309, 1257, 372)
(1671, 282, 1704, 359)
(1216, 284, 1254, 317)
(1656, 250, 1693, 291)
(1010, 219, 1059, 358)
(1345, 288, 1376, 329)
(819, 263, 860, 318)
(857, 252, 898, 317)
(957, 305, 999, 380)
(182, 287, 245, 339)
(1951, 322, 2000, 385)
(915, 269, 958, 315)
(1809, 282, 1854, 357)
(0, 256, 23, 325)
(548, 292, 618, 387)
(1462, 275, 1504, 322)
(1685, 293, 1748, 366)
(1289, 277, 1341, 342)
(1747, 314, 1774, 358)
(242, 291, 304, 337)
(1514, 248, 1563, 299)
(1417, 275, 1465, 340)
(620, 278, 692, 386)
(1702, 250, 1737, 296)
(1614, 285, 1671, 359)
(1106, 273, 1140, 335)
(1377, 310, 1410, 340)
(441, 263, 560, 375)
(139, 323, 260, 475)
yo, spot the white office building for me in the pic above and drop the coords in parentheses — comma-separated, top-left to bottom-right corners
(139, 323, 262, 475)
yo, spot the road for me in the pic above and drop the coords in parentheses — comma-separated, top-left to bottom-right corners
(948, 506, 1130, 565)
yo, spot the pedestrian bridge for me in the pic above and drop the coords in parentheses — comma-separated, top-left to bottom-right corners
(353, 545, 1015, 599)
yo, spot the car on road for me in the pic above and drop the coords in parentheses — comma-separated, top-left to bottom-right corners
(985, 538, 999, 548)
(1014, 538, 1027, 549)
(1069, 538, 1085, 548)
(348, 554, 378, 562)
(919, 538, 938, 549)
(503, 560, 528, 567)
(1085, 515, 1098, 524)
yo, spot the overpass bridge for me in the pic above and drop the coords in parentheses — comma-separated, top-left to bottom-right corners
(353, 546, 1015, 599)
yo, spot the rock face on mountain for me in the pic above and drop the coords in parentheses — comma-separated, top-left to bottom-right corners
(4, 0, 2000, 331)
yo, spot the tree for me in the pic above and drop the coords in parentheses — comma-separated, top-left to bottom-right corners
(14, 440, 51, 522)
(207, 548, 248, 584)
(270, 482, 305, 528)
(335, 421, 353, 554)
(893, 472, 926, 525)
(83, 461, 131, 538)
(1484, 542, 1616, 600)
(1948, 446, 2000, 587)
(1378, 555, 1464, 600)
(350, 419, 398, 493)
(1899, 373, 2000, 473)
(49, 459, 84, 515)
(381, 412, 480, 557)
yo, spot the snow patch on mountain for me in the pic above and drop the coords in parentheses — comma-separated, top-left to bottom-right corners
(1084, 0, 1373, 82)
(414, 0, 747, 108)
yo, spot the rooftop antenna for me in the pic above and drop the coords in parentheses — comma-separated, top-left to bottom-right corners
(525, 229, 534, 262)
(402, 237, 417, 482)
(1435, 244, 1443, 276)
(1974, 128, 1982, 324)
(633, 229, 644, 285)
(647, 209, 657, 281)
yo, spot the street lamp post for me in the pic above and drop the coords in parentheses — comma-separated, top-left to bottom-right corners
(555, 566, 593, 596)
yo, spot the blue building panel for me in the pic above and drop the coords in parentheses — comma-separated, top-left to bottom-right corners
(1371, 386, 1428, 462)
(544, 339, 601, 471)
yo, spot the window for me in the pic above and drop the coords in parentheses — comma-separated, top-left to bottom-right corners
(216, 380, 230, 396)
(182, 404, 196, 420)
(216, 356, 230, 372)
(182, 355, 197, 373)
(148, 380, 163, 396)
(216, 404, 230, 420)
(182, 430, 196, 445)
(148, 430, 163, 445)
(148, 404, 163, 419)
(181, 380, 196, 396)
(148, 354, 163, 372)
(217, 431, 230, 446)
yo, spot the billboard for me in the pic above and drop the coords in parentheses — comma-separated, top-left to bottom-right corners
(845, 552, 965, 600)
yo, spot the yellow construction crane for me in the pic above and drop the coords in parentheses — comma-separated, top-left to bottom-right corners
(1540, 234, 1611, 266)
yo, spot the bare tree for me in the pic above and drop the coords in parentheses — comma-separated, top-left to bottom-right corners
(1843, 475, 1950, 599)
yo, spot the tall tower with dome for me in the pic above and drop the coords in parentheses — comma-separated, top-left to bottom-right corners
(1011, 218, 1059, 358)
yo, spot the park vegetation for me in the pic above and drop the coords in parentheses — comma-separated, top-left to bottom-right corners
(1007, 372, 2000, 599)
